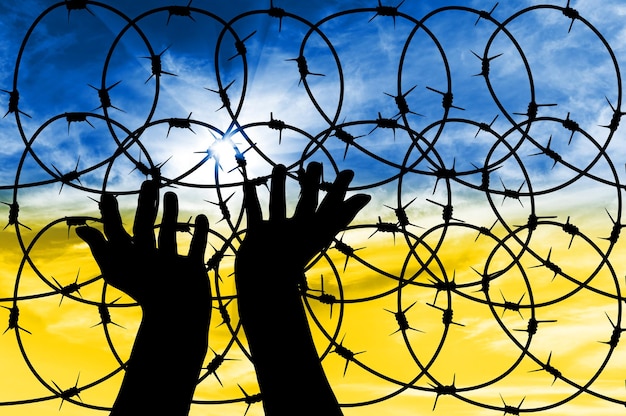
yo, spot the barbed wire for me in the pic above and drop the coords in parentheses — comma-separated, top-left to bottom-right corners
(1, 0, 625, 414)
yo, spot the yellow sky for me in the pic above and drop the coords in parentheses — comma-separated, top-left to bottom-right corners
(0, 200, 625, 416)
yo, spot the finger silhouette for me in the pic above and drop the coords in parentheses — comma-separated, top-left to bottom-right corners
(334, 193, 371, 230)
(269, 164, 287, 221)
(189, 214, 209, 263)
(133, 180, 158, 251)
(294, 161, 321, 221)
(101, 193, 130, 245)
(317, 169, 354, 218)
(75, 226, 107, 269)
(159, 191, 178, 257)
(244, 179, 262, 230)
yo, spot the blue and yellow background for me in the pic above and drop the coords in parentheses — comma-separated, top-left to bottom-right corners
(1, 0, 626, 414)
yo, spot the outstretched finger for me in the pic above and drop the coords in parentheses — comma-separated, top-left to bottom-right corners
(334, 193, 371, 230)
(189, 214, 209, 264)
(294, 162, 321, 221)
(158, 191, 178, 257)
(76, 226, 108, 269)
(317, 169, 354, 218)
(269, 164, 287, 221)
(314, 194, 371, 246)
(101, 193, 131, 245)
(133, 180, 158, 251)
(244, 178, 262, 231)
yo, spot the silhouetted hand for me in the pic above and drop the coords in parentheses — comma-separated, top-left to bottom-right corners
(237, 162, 370, 277)
(76, 180, 211, 416)
(76, 180, 210, 318)
(235, 163, 370, 416)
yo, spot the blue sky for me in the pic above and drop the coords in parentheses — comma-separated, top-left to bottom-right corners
(2, 1, 626, 415)
(2, 0, 625, 217)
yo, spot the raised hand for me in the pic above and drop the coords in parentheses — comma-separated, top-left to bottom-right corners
(237, 162, 370, 278)
(76, 180, 211, 416)
(235, 163, 370, 416)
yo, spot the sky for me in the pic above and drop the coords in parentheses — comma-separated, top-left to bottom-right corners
(1, 0, 626, 415)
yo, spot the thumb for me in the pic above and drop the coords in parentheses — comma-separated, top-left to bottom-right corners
(327, 193, 371, 234)
(76, 226, 108, 270)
